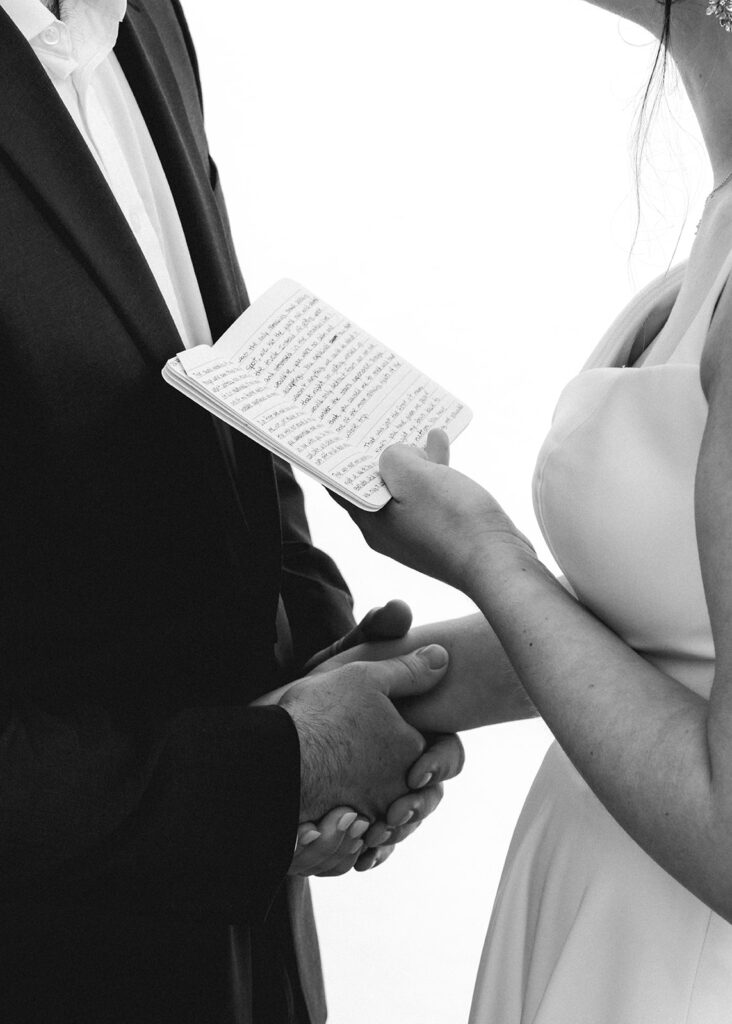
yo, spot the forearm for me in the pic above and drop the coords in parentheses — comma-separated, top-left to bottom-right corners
(395, 614, 537, 732)
(272, 613, 537, 732)
(468, 549, 730, 919)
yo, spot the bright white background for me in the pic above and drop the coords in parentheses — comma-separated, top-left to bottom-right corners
(185, 4, 707, 1021)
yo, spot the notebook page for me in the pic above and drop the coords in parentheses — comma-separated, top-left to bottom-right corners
(188, 280, 471, 444)
(165, 352, 391, 507)
(172, 279, 472, 508)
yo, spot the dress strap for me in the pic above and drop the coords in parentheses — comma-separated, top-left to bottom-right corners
(581, 265, 685, 371)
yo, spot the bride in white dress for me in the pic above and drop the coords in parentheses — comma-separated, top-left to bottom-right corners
(330, 0, 732, 1019)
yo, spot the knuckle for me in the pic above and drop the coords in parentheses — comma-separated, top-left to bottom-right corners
(412, 731, 427, 758)
(339, 661, 367, 687)
(319, 834, 343, 855)
(425, 787, 443, 814)
(415, 787, 440, 815)
(398, 652, 423, 689)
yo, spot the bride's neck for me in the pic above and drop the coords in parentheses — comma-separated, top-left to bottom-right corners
(665, 10, 732, 186)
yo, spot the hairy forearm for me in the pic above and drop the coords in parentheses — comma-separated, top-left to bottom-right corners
(468, 550, 732, 920)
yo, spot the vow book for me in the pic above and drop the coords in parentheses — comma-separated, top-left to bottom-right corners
(162, 279, 472, 510)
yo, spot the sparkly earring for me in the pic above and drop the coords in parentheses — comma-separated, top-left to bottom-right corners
(707, 0, 732, 32)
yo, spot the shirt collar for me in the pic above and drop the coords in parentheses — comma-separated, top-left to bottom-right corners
(0, 0, 127, 42)
(1, 0, 56, 41)
(0, 0, 127, 83)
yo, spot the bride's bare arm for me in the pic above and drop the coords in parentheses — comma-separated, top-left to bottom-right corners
(343, 298, 732, 923)
(307, 613, 538, 733)
(254, 613, 537, 732)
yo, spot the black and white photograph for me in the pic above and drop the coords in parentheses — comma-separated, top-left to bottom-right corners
(1, 0, 731, 1021)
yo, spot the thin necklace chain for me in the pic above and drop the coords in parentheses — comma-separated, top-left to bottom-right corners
(695, 168, 732, 233)
(707, 167, 732, 205)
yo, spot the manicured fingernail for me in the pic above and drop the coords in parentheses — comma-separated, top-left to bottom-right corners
(396, 810, 414, 827)
(349, 839, 364, 855)
(349, 819, 369, 839)
(417, 645, 448, 669)
(299, 830, 321, 846)
(337, 811, 358, 832)
(415, 772, 433, 789)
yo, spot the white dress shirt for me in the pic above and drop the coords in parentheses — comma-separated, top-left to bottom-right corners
(1, 0, 213, 350)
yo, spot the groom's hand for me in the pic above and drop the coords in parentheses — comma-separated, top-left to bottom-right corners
(305, 621, 465, 870)
(279, 646, 449, 821)
(304, 599, 413, 673)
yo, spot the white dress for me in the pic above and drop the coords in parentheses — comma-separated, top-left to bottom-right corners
(469, 259, 732, 1024)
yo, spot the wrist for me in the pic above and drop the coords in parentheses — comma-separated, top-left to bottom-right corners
(280, 691, 338, 822)
(460, 529, 540, 605)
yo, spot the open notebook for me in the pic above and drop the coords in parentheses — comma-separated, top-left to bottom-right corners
(162, 279, 472, 510)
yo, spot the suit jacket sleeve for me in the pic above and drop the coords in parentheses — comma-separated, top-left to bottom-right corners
(274, 457, 357, 669)
(0, 693, 300, 920)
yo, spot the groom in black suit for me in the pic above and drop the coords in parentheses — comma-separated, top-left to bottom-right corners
(0, 1, 462, 1022)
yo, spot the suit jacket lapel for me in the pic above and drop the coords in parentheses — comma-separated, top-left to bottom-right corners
(0, 2, 250, 355)
(115, 4, 284, 571)
(115, 2, 249, 341)
(0, 6, 181, 369)
(0, 3, 282, 575)
(115, 3, 284, 587)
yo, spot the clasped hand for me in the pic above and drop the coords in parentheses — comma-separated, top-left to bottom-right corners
(257, 601, 464, 877)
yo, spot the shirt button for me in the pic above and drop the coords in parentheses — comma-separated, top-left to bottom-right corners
(41, 25, 60, 46)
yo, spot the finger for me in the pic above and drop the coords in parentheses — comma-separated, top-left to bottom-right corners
(314, 838, 366, 877)
(379, 442, 428, 483)
(407, 733, 466, 789)
(386, 784, 443, 829)
(291, 830, 348, 874)
(355, 844, 395, 872)
(305, 600, 413, 671)
(296, 823, 322, 848)
(292, 808, 364, 873)
(327, 489, 353, 513)
(326, 489, 379, 529)
(385, 819, 422, 846)
(363, 821, 394, 848)
(424, 428, 450, 466)
(362, 644, 449, 700)
(359, 599, 413, 641)
(354, 847, 379, 872)
(305, 620, 374, 671)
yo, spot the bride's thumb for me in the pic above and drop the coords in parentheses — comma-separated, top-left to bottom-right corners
(425, 429, 450, 465)
(379, 443, 428, 493)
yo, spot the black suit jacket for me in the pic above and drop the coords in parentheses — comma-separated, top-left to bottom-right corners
(0, 2, 354, 1021)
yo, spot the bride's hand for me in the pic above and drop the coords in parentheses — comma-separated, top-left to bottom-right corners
(353, 430, 536, 594)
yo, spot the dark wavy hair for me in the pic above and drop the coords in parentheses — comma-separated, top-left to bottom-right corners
(635, 0, 675, 166)
(632, 0, 676, 242)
